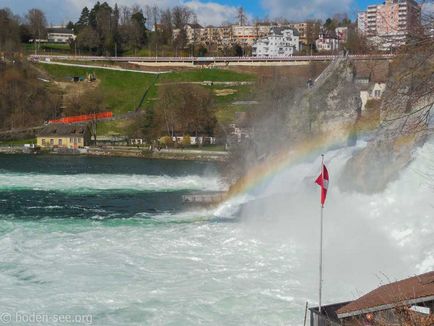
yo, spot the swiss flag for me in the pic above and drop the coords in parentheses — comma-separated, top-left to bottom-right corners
(315, 164, 329, 207)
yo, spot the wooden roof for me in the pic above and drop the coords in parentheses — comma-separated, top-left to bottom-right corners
(337, 271, 434, 318)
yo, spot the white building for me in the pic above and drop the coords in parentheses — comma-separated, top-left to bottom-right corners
(252, 28, 299, 57)
(47, 28, 76, 43)
(360, 83, 386, 111)
(315, 33, 339, 52)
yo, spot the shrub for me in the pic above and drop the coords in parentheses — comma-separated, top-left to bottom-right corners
(182, 135, 191, 146)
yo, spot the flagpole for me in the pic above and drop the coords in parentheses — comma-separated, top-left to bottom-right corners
(319, 154, 324, 315)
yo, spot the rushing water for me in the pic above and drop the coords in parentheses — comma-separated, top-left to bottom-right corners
(0, 141, 433, 325)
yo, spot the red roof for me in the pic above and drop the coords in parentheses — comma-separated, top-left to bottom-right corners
(337, 271, 434, 318)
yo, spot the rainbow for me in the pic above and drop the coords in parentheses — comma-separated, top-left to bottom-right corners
(224, 117, 412, 200)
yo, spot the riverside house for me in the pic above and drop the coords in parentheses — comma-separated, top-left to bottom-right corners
(36, 124, 90, 149)
(310, 271, 434, 325)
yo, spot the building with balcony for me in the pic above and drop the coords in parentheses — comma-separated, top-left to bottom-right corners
(357, 0, 421, 50)
(47, 27, 76, 44)
(252, 28, 299, 57)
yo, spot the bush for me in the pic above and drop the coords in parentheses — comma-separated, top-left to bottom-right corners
(159, 135, 173, 147)
(182, 134, 191, 146)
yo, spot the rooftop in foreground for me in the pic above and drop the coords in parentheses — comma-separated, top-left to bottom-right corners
(337, 271, 434, 318)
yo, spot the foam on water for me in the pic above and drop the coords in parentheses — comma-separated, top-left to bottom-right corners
(217, 138, 434, 299)
(0, 172, 224, 193)
(0, 139, 432, 325)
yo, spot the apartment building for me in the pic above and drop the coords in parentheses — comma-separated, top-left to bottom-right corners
(358, 12, 368, 33)
(252, 28, 300, 57)
(358, 0, 421, 50)
(289, 22, 320, 47)
(173, 21, 318, 52)
(231, 25, 257, 46)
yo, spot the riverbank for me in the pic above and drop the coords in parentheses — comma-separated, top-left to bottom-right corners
(0, 146, 229, 162)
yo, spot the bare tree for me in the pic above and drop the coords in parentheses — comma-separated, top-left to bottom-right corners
(76, 26, 99, 53)
(380, 14, 434, 138)
(172, 6, 193, 50)
(0, 8, 21, 54)
(145, 5, 160, 31)
(25, 8, 47, 54)
(145, 5, 161, 56)
(156, 84, 216, 138)
(160, 8, 173, 45)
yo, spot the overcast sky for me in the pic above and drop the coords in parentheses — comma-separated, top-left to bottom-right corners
(0, 0, 430, 26)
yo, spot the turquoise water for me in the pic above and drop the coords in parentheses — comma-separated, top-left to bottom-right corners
(0, 145, 433, 325)
(0, 155, 302, 325)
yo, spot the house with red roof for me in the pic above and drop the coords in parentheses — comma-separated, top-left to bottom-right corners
(309, 271, 434, 326)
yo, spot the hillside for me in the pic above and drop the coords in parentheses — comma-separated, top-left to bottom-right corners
(0, 61, 327, 141)
(39, 64, 256, 113)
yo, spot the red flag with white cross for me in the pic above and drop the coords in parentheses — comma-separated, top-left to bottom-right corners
(315, 164, 329, 207)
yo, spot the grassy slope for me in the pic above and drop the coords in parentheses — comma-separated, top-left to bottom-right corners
(23, 43, 72, 55)
(0, 138, 36, 146)
(38, 63, 257, 135)
(39, 63, 159, 113)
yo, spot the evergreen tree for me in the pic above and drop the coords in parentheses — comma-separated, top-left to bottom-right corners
(75, 7, 89, 32)
(66, 21, 74, 30)
(131, 10, 147, 50)
(89, 2, 101, 28)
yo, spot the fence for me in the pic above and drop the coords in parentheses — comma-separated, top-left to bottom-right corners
(49, 112, 113, 124)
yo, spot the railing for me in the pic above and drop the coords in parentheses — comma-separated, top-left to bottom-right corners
(29, 54, 395, 63)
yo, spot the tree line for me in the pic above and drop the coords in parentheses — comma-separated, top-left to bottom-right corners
(0, 61, 61, 130)
(1, 3, 373, 58)
(130, 84, 217, 145)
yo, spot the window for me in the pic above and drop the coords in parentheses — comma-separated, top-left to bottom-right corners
(70, 138, 73, 143)
(42, 139, 46, 145)
(374, 90, 381, 97)
(58, 139, 62, 145)
(50, 139, 54, 145)
(78, 138, 82, 143)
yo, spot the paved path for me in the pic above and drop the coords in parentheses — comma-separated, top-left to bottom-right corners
(36, 60, 172, 74)
(30, 54, 395, 64)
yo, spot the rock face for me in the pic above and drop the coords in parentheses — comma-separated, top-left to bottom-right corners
(338, 64, 432, 194)
(339, 134, 425, 193)
(287, 59, 362, 143)
(229, 56, 430, 194)
(288, 57, 429, 194)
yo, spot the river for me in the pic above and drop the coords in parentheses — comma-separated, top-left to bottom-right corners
(0, 142, 433, 325)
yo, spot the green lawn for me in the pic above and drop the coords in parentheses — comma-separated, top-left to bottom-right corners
(38, 63, 257, 135)
(97, 120, 134, 136)
(216, 104, 251, 125)
(23, 42, 73, 55)
(0, 138, 36, 146)
(39, 63, 159, 114)
(161, 69, 255, 83)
